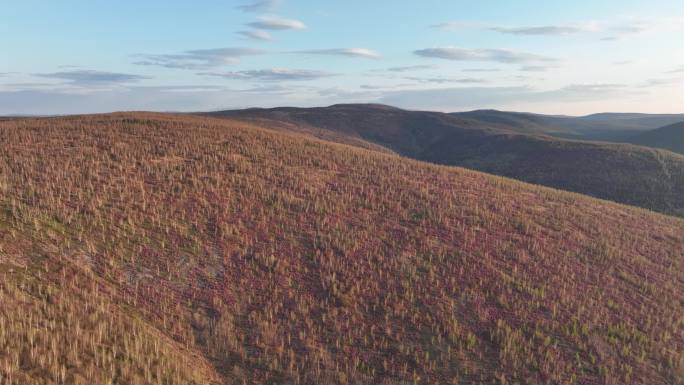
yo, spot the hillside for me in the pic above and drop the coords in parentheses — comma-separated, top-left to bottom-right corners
(453, 110, 579, 138)
(1, 113, 683, 385)
(207, 104, 684, 217)
(627, 122, 684, 155)
(452, 110, 684, 142)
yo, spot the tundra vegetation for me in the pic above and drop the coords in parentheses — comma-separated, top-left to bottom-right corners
(0, 113, 682, 384)
(212, 104, 684, 217)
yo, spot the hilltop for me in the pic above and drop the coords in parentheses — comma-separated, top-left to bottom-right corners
(206, 104, 684, 217)
(1, 113, 682, 385)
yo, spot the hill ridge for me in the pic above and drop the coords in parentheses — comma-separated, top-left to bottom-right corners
(205, 105, 684, 217)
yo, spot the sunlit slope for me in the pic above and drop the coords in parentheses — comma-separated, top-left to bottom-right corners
(1, 113, 683, 385)
(0, 264, 218, 385)
(208, 104, 684, 217)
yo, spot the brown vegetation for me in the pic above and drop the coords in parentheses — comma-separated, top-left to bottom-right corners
(209, 104, 684, 217)
(1, 113, 683, 384)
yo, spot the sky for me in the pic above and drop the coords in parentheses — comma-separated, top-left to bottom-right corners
(1, 0, 683, 115)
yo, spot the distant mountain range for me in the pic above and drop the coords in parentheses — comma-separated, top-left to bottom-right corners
(203, 104, 684, 217)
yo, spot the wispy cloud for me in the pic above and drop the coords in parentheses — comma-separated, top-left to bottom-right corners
(236, 0, 280, 13)
(133, 47, 265, 69)
(490, 22, 599, 36)
(236, 84, 307, 94)
(248, 16, 305, 30)
(360, 84, 395, 90)
(436, 17, 682, 41)
(237, 30, 273, 41)
(636, 78, 684, 88)
(414, 47, 554, 64)
(199, 68, 336, 81)
(295, 48, 381, 59)
(0, 83, 318, 115)
(314, 87, 376, 100)
(138, 85, 228, 93)
(380, 84, 630, 111)
(601, 20, 651, 40)
(405, 76, 487, 84)
(463, 68, 500, 73)
(557, 83, 627, 95)
(433, 20, 599, 35)
(519, 65, 556, 72)
(601, 17, 684, 41)
(383, 65, 435, 72)
(430, 21, 474, 31)
(670, 66, 684, 73)
(34, 70, 150, 85)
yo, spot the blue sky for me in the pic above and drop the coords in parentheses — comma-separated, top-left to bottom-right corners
(1, 0, 683, 115)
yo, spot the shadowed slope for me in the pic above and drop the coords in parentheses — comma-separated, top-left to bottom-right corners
(627, 122, 684, 155)
(452, 110, 684, 141)
(207, 104, 684, 217)
(1, 113, 683, 385)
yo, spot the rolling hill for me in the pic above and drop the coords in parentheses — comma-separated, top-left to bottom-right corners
(452, 110, 684, 142)
(453, 109, 580, 138)
(206, 104, 684, 217)
(627, 122, 684, 156)
(1, 113, 683, 385)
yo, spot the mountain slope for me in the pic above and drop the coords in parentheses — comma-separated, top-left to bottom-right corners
(1, 113, 683, 385)
(0, 264, 218, 385)
(627, 122, 684, 155)
(207, 104, 684, 217)
(454, 109, 579, 138)
(452, 110, 684, 141)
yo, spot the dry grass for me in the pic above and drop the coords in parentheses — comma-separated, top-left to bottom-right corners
(0, 113, 683, 384)
(0, 263, 216, 385)
(209, 105, 684, 217)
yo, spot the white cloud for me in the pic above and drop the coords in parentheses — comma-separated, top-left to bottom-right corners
(199, 68, 336, 81)
(463, 68, 500, 73)
(414, 47, 554, 64)
(248, 16, 305, 30)
(519, 65, 556, 72)
(237, 30, 273, 41)
(430, 22, 474, 31)
(434, 17, 682, 41)
(383, 65, 436, 72)
(34, 70, 150, 85)
(133, 48, 265, 69)
(236, 0, 280, 13)
(490, 23, 599, 35)
(636, 78, 684, 88)
(405, 76, 487, 84)
(601, 16, 684, 41)
(295, 48, 381, 59)
(380, 84, 631, 111)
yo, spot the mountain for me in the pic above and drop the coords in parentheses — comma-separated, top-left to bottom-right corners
(452, 110, 684, 141)
(206, 104, 684, 217)
(1, 113, 682, 385)
(627, 122, 684, 155)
